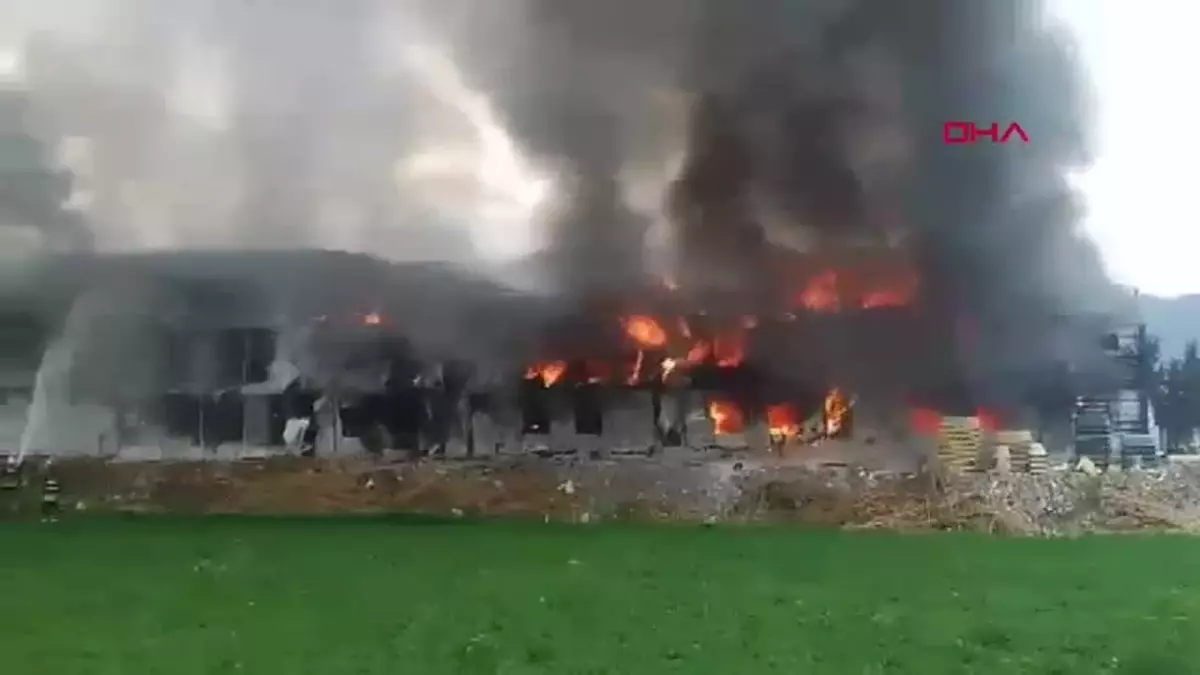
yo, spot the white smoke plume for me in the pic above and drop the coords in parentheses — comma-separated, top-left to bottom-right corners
(1, 0, 568, 267)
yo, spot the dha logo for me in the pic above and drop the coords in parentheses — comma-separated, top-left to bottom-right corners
(943, 121, 1029, 145)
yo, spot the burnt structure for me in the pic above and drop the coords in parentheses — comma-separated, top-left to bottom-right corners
(2, 250, 532, 456)
(1, 248, 1128, 459)
(0, 0, 1136, 462)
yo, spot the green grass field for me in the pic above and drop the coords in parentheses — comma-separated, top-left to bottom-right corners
(2, 518, 1199, 675)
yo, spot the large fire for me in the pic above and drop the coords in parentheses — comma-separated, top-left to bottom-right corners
(525, 361, 567, 387)
(522, 263, 919, 386)
(767, 404, 802, 440)
(615, 313, 750, 385)
(793, 265, 918, 313)
(797, 270, 841, 312)
(622, 315, 668, 348)
(516, 259, 914, 439)
(823, 388, 851, 436)
(708, 399, 746, 435)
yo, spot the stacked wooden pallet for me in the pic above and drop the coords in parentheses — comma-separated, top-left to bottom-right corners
(936, 416, 984, 472)
(994, 430, 1035, 473)
(1027, 442, 1049, 475)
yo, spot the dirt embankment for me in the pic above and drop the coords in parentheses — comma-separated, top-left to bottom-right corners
(6, 456, 1200, 534)
(23, 458, 583, 518)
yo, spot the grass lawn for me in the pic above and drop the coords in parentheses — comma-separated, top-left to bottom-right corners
(2, 518, 1200, 674)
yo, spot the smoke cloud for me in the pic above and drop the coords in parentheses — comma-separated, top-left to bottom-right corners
(3, 0, 559, 264)
(453, 0, 1116, 405)
(2, 0, 1122, 411)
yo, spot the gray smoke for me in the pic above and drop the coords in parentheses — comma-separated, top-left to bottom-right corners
(437, 0, 1111, 306)
(8, 0, 497, 262)
(0, 87, 93, 254)
(3, 0, 1122, 411)
(443, 0, 1118, 404)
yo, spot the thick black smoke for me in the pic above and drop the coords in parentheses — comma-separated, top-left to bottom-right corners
(813, 0, 1114, 403)
(6, 0, 1123, 414)
(452, 0, 1119, 406)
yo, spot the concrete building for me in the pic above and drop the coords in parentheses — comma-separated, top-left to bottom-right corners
(0, 250, 541, 459)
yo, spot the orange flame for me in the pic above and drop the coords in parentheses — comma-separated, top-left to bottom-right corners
(709, 399, 746, 435)
(794, 265, 919, 312)
(823, 388, 851, 436)
(622, 315, 668, 348)
(797, 270, 841, 312)
(767, 404, 802, 440)
(363, 312, 383, 326)
(524, 361, 567, 387)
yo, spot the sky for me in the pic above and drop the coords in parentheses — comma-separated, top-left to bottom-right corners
(1052, 0, 1200, 297)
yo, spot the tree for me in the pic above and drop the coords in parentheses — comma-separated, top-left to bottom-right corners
(1137, 333, 1161, 392)
(1154, 339, 1200, 450)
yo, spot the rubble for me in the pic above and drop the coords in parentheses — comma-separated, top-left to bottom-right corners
(1076, 456, 1101, 476)
(5, 454, 1200, 535)
(735, 462, 1200, 534)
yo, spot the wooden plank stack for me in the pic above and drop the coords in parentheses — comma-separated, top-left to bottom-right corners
(994, 430, 1035, 473)
(1027, 442, 1049, 475)
(936, 416, 985, 472)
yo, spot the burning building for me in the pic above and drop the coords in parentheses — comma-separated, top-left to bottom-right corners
(0, 0, 1133, 463)
(0, 250, 552, 457)
(3, 249, 865, 457)
(0, 241, 1130, 464)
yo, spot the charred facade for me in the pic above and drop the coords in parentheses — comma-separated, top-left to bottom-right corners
(0, 0, 1133, 460)
(2, 247, 1129, 460)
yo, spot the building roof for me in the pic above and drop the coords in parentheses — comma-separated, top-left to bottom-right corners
(5, 248, 559, 369)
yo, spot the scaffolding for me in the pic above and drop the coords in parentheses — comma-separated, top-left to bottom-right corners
(1073, 319, 1152, 465)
